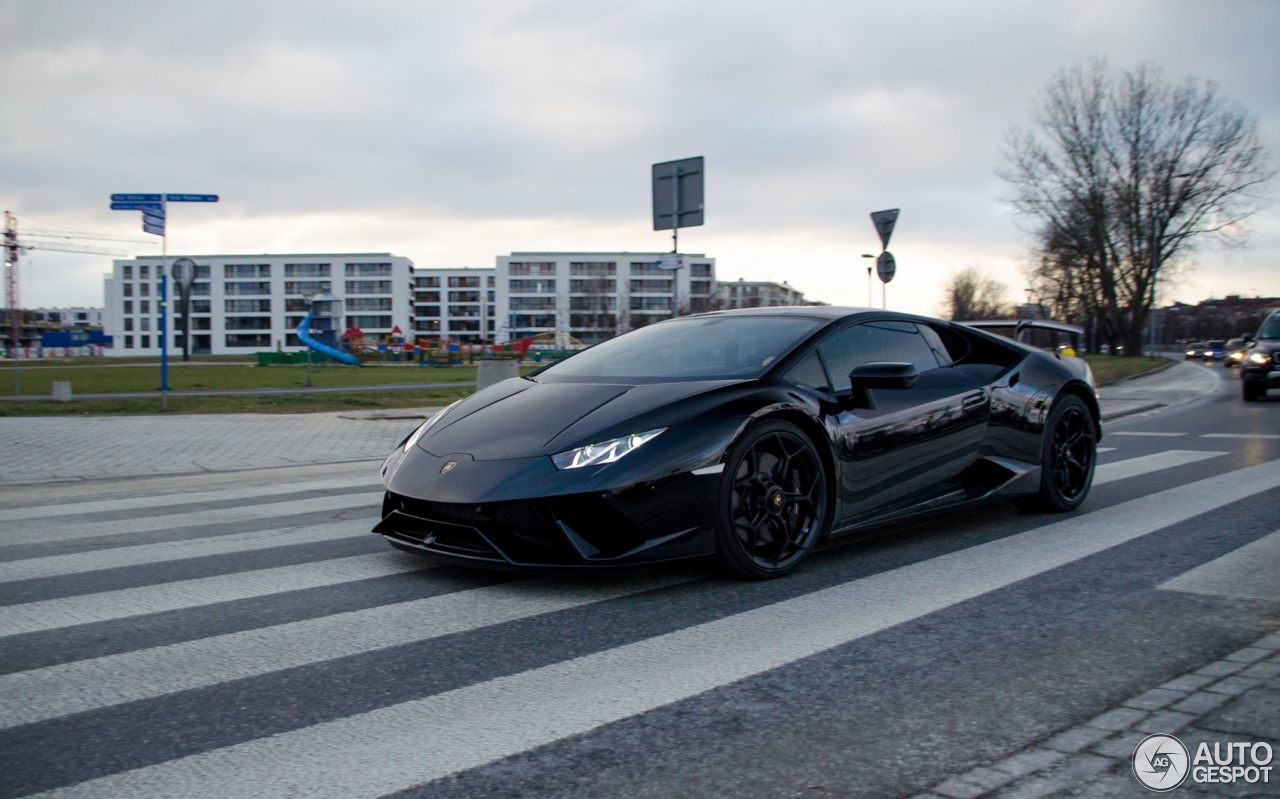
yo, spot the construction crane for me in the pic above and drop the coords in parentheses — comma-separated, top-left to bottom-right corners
(4, 210, 153, 357)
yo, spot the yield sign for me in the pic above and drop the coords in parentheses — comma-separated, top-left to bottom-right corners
(870, 208, 900, 250)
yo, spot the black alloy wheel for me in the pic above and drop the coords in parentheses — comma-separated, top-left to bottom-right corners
(1031, 394, 1096, 512)
(715, 420, 829, 579)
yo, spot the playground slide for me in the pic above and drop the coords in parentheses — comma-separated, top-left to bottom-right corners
(296, 312, 361, 366)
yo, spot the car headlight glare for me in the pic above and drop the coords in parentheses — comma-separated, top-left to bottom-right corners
(1248, 351, 1272, 365)
(403, 400, 462, 453)
(551, 429, 666, 470)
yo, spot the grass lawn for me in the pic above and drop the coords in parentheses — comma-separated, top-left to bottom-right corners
(0, 354, 1168, 416)
(1081, 354, 1169, 385)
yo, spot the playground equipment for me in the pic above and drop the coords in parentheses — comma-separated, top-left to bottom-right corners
(297, 295, 360, 366)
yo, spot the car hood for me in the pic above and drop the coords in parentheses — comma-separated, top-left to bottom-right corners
(418, 377, 743, 460)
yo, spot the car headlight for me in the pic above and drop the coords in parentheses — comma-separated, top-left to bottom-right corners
(551, 429, 666, 470)
(402, 400, 462, 453)
(1248, 351, 1273, 365)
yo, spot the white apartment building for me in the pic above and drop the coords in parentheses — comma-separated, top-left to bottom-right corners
(718, 279, 811, 308)
(411, 268, 496, 343)
(494, 252, 716, 345)
(102, 253, 414, 356)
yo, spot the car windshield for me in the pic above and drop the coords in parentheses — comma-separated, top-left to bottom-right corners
(534, 315, 824, 380)
(1259, 317, 1280, 340)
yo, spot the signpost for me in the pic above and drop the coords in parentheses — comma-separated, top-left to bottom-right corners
(869, 209, 900, 309)
(110, 193, 219, 410)
(652, 158, 703, 321)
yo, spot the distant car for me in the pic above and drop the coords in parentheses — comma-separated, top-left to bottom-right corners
(1224, 338, 1250, 368)
(1242, 313, 1280, 402)
(1201, 340, 1226, 361)
(1185, 342, 1206, 360)
(376, 307, 1101, 579)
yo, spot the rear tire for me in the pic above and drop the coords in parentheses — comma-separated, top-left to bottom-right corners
(1029, 394, 1096, 512)
(714, 420, 829, 580)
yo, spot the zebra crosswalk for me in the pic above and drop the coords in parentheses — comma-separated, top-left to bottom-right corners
(1, 447, 1275, 798)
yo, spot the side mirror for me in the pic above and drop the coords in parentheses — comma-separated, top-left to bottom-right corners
(850, 361, 919, 389)
(845, 362, 918, 409)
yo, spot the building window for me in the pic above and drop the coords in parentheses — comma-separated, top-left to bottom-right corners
(124, 335, 134, 349)
(224, 281, 271, 295)
(122, 265, 133, 280)
(284, 298, 310, 312)
(141, 335, 150, 348)
(284, 263, 331, 277)
(570, 278, 616, 293)
(122, 300, 133, 314)
(511, 296, 557, 311)
(631, 296, 672, 310)
(122, 283, 133, 297)
(508, 279, 556, 293)
(140, 265, 150, 279)
(191, 317, 212, 330)
(191, 300, 211, 313)
(508, 262, 556, 276)
(691, 280, 712, 295)
(450, 320, 481, 332)
(123, 318, 134, 331)
(225, 316, 272, 330)
(226, 299, 272, 312)
(345, 297, 393, 311)
(140, 282, 150, 297)
(345, 280, 392, 295)
(570, 262, 616, 276)
(224, 264, 271, 278)
(189, 282, 210, 296)
(415, 291, 440, 303)
(415, 305, 441, 318)
(348, 315, 392, 329)
(346, 262, 392, 277)
(487, 276, 495, 288)
(570, 296, 617, 311)
(225, 334, 270, 348)
(571, 314, 616, 328)
(630, 279, 672, 293)
(691, 263, 712, 278)
(510, 313, 556, 328)
(448, 290, 481, 302)
(630, 262, 667, 276)
(140, 300, 150, 314)
(140, 317, 151, 331)
(418, 276, 440, 288)
(447, 276, 480, 288)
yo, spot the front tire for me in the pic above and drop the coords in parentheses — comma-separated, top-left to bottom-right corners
(715, 420, 829, 579)
(1243, 377, 1263, 402)
(1030, 394, 1096, 512)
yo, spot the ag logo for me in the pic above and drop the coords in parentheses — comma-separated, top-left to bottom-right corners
(440, 461, 458, 474)
(1133, 734, 1189, 792)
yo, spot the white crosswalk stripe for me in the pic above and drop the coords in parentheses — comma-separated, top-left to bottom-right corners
(3, 448, 1277, 799)
(21, 458, 1280, 799)
(0, 552, 424, 637)
(1093, 450, 1226, 485)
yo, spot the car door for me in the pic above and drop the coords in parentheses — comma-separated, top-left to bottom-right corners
(817, 320, 990, 525)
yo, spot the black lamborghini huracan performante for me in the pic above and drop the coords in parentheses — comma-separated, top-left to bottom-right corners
(375, 307, 1100, 579)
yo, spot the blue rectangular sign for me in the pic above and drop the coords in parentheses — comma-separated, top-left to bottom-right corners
(141, 203, 165, 217)
(143, 220, 165, 236)
(111, 193, 162, 203)
(111, 202, 146, 210)
(166, 194, 218, 202)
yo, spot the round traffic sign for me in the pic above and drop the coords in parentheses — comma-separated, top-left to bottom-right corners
(877, 251, 896, 283)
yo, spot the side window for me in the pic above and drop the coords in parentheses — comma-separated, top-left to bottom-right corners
(817, 321, 942, 382)
(917, 323, 955, 367)
(785, 352, 830, 391)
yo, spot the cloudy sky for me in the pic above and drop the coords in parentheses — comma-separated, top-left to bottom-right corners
(3, 0, 1277, 317)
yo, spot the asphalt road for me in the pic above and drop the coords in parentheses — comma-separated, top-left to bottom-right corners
(0, 361, 1276, 799)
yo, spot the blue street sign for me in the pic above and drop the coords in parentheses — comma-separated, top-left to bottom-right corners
(143, 219, 165, 236)
(166, 194, 218, 202)
(141, 203, 164, 217)
(111, 193, 162, 203)
(111, 202, 147, 210)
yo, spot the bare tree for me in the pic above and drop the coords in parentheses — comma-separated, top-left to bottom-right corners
(1001, 59, 1273, 355)
(941, 266, 1013, 321)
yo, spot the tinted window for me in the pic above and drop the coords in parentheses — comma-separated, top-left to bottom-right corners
(785, 352, 830, 391)
(818, 321, 942, 381)
(539, 316, 823, 380)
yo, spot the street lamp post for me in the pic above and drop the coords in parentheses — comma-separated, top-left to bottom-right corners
(861, 254, 875, 307)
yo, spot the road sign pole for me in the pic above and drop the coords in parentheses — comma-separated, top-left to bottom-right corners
(160, 203, 169, 411)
